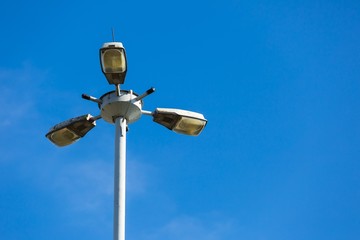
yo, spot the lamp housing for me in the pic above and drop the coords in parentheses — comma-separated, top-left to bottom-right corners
(153, 108, 207, 136)
(45, 114, 96, 147)
(100, 42, 127, 85)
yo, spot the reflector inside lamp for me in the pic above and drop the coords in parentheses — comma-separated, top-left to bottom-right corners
(102, 49, 126, 73)
(173, 116, 207, 136)
(48, 128, 80, 147)
(45, 114, 96, 147)
(152, 108, 207, 136)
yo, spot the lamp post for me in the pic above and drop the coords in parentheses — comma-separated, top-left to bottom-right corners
(46, 41, 207, 240)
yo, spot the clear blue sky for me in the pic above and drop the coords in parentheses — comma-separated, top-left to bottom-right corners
(0, 0, 359, 239)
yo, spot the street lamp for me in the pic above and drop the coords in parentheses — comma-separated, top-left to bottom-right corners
(46, 41, 207, 240)
(100, 42, 127, 85)
(45, 114, 96, 147)
(152, 108, 207, 136)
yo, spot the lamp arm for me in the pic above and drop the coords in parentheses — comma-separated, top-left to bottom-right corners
(90, 115, 102, 123)
(82, 94, 102, 104)
(132, 87, 155, 102)
(141, 110, 153, 116)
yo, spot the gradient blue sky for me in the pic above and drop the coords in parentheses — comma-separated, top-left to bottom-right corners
(1, 0, 359, 239)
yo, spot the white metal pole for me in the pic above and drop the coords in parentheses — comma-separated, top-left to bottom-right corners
(114, 117, 127, 240)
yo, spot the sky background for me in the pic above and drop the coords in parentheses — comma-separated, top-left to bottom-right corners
(0, 0, 359, 239)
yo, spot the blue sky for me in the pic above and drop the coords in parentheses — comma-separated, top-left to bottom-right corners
(0, 0, 359, 239)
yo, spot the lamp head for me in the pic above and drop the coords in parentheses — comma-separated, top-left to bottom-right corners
(153, 108, 207, 136)
(45, 114, 96, 147)
(100, 42, 127, 85)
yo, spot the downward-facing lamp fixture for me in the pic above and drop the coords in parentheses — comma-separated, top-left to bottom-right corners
(152, 108, 207, 136)
(45, 114, 96, 147)
(100, 42, 127, 85)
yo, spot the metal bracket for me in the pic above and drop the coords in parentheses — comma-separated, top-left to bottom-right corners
(132, 87, 155, 102)
(82, 94, 102, 104)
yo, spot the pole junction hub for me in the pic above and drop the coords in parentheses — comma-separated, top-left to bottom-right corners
(99, 90, 143, 124)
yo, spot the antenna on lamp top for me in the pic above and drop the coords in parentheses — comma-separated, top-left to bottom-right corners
(112, 28, 115, 42)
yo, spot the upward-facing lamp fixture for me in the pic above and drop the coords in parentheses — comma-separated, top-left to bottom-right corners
(46, 40, 207, 240)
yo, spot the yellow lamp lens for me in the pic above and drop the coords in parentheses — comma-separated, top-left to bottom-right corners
(50, 128, 80, 146)
(173, 117, 206, 136)
(103, 49, 126, 73)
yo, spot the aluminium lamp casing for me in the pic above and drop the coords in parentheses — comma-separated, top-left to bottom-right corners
(100, 42, 127, 85)
(153, 108, 207, 136)
(45, 114, 96, 147)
